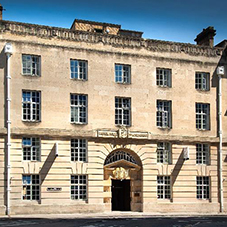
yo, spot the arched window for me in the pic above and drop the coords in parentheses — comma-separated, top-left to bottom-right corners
(104, 151, 137, 165)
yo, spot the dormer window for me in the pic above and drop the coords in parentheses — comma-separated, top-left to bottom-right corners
(94, 28, 103, 33)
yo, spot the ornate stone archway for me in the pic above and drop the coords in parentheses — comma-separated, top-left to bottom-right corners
(103, 149, 143, 212)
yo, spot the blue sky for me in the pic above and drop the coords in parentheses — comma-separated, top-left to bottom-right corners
(1, 0, 227, 45)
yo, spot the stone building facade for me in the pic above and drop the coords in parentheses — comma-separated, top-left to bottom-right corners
(0, 10, 227, 215)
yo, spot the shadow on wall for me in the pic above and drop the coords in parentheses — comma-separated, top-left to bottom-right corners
(40, 143, 57, 185)
(171, 149, 185, 186)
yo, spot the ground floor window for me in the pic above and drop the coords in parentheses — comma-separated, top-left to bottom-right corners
(22, 174, 40, 200)
(157, 176, 171, 199)
(71, 175, 87, 200)
(196, 176, 210, 199)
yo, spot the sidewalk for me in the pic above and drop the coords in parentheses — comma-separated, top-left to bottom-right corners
(1, 211, 227, 219)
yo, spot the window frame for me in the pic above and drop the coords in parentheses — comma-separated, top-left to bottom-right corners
(157, 142, 172, 164)
(71, 139, 88, 162)
(22, 54, 41, 77)
(115, 97, 131, 126)
(156, 68, 172, 87)
(22, 138, 41, 161)
(115, 64, 131, 84)
(22, 174, 40, 201)
(196, 103, 210, 130)
(22, 90, 41, 122)
(70, 59, 88, 80)
(71, 174, 87, 201)
(70, 94, 88, 124)
(157, 176, 171, 200)
(195, 72, 210, 91)
(196, 143, 210, 165)
(156, 100, 172, 129)
(196, 176, 210, 200)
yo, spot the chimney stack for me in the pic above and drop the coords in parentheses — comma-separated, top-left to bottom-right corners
(194, 26, 216, 48)
(0, 4, 3, 20)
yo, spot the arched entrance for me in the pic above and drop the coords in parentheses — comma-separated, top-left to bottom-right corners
(103, 149, 143, 212)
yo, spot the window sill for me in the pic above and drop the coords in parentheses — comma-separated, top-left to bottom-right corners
(22, 120, 41, 123)
(115, 82, 131, 85)
(71, 122, 87, 125)
(70, 78, 87, 81)
(196, 128, 210, 131)
(196, 89, 210, 92)
(157, 126, 171, 130)
(115, 124, 131, 127)
(22, 74, 41, 77)
(157, 85, 171, 88)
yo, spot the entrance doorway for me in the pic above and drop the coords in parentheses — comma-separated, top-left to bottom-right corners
(111, 179, 131, 211)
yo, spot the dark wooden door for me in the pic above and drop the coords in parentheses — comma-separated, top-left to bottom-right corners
(111, 179, 130, 211)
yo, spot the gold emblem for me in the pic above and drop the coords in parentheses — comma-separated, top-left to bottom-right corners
(113, 167, 129, 180)
(119, 126, 128, 138)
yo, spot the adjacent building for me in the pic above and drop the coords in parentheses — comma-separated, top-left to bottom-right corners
(0, 5, 227, 214)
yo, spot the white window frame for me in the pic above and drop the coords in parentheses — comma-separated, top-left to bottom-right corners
(156, 100, 172, 128)
(22, 174, 40, 201)
(22, 54, 41, 76)
(70, 94, 88, 124)
(196, 143, 210, 165)
(22, 138, 41, 161)
(196, 176, 210, 200)
(115, 64, 131, 84)
(115, 97, 131, 126)
(71, 175, 87, 200)
(71, 139, 87, 162)
(196, 103, 210, 130)
(157, 142, 172, 164)
(157, 176, 171, 199)
(195, 72, 210, 91)
(22, 90, 41, 122)
(70, 59, 88, 80)
(156, 68, 171, 87)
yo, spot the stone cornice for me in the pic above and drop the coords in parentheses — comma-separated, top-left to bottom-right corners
(9, 127, 222, 144)
(0, 20, 223, 58)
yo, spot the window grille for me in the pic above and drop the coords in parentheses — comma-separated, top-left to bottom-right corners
(157, 176, 171, 199)
(157, 142, 171, 164)
(156, 100, 171, 128)
(22, 91, 41, 121)
(196, 144, 209, 165)
(22, 138, 40, 161)
(196, 103, 210, 130)
(71, 94, 87, 124)
(22, 175, 40, 200)
(104, 151, 137, 165)
(115, 64, 131, 84)
(71, 139, 87, 162)
(71, 175, 87, 200)
(115, 97, 131, 126)
(195, 72, 210, 91)
(22, 55, 41, 76)
(196, 176, 210, 199)
(156, 68, 171, 87)
(70, 59, 88, 80)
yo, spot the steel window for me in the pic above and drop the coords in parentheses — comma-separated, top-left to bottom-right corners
(157, 142, 171, 164)
(71, 139, 87, 162)
(71, 175, 87, 200)
(156, 100, 171, 128)
(22, 138, 40, 161)
(22, 54, 41, 76)
(115, 97, 131, 126)
(196, 103, 210, 130)
(70, 59, 88, 80)
(115, 64, 131, 84)
(22, 175, 40, 201)
(195, 72, 210, 91)
(156, 68, 171, 87)
(196, 144, 209, 165)
(157, 176, 171, 199)
(196, 176, 210, 199)
(22, 91, 41, 122)
(71, 94, 87, 124)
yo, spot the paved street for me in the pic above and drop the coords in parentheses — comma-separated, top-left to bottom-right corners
(1, 216, 227, 227)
